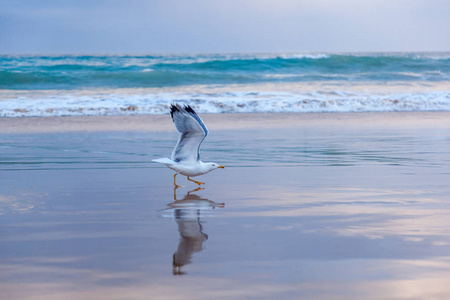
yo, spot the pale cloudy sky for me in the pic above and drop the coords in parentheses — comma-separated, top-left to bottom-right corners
(0, 0, 449, 54)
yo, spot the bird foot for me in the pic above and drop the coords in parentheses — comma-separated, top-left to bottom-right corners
(187, 177, 205, 186)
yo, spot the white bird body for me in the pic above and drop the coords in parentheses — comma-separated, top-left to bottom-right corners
(152, 104, 224, 186)
(152, 158, 217, 177)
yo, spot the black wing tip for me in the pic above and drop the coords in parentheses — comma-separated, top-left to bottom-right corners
(170, 103, 179, 119)
(170, 103, 198, 119)
(184, 104, 197, 115)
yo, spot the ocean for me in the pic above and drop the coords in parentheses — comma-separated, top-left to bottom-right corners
(1, 53, 449, 117)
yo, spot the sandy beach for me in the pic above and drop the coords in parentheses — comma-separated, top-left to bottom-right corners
(1, 112, 450, 299)
(2, 0, 450, 298)
(1, 111, 449, 133)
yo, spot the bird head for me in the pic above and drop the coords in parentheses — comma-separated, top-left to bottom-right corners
(206, 162, 225, 171)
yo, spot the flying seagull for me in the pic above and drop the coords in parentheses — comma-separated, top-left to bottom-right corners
(153, 104, 224, 187)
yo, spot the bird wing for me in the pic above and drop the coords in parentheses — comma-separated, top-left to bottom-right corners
(170, 104, 208, 163)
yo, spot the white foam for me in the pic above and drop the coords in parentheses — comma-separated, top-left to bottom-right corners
(277, 53, 330, 60)
(1, 88, 449, 117)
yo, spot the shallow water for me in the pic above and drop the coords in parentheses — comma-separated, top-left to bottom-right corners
(1, 120, 450, 299)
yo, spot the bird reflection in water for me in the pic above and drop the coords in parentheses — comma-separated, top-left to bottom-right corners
(167, 187, 225, 276)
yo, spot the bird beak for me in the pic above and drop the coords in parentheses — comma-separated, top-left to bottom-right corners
(218, 165, 225, 169)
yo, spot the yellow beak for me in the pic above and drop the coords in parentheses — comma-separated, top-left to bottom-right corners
(218, 165, 225, 169)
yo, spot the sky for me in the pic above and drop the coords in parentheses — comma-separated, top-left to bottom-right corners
(0, 0, 449, 54)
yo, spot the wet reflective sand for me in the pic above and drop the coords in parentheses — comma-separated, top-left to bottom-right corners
(1, 112, 450, 299)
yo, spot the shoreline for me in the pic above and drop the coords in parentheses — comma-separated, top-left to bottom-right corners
(1, 111, 450, 133)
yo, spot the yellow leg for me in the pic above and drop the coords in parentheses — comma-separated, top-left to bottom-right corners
(187, 176, 204, 186)
(173, 173, 183, 188)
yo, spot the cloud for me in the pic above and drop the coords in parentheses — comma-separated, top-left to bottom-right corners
(0, 0, 449, 53)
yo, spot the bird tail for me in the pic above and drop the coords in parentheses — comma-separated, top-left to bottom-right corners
(152, 157, 174, 165)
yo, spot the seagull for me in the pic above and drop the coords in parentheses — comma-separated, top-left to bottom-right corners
(152, 104, 224, 187)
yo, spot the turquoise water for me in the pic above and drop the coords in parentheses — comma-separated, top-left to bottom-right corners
(1, 53, 449, 89)
(1, 53, 450, 116)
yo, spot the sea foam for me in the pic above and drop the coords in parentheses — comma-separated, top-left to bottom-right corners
(1, 53, 449, 117)
(1, 90, 449, 117)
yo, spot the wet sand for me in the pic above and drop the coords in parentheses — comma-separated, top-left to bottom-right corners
(1, 112, 450, 299)
(1, 111, 450, 133)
